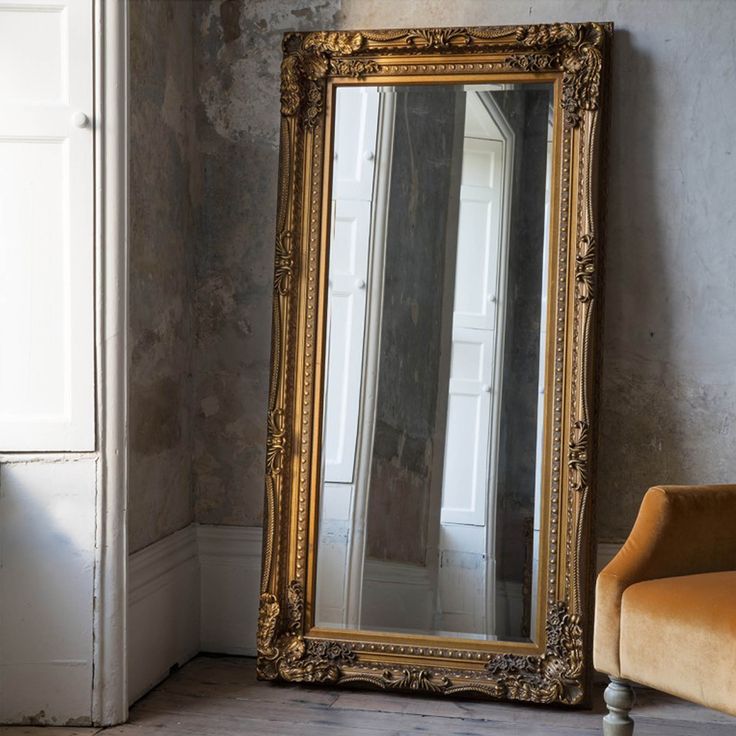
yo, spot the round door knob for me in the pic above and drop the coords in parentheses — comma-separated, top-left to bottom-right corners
(364, 151, 375, 161)
(482, 384, 492, 393)
(355, 278, 366, 289)
(72, 111, 89, 128)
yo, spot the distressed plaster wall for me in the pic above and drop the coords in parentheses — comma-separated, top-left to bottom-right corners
(129, 1, 199, 553)
(191, 0, 736, 543)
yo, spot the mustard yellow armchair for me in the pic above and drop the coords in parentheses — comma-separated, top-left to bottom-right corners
(594, 484, 736, 735)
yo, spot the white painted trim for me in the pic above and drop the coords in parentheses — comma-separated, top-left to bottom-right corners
(198, 525, 262, 656)
(127, 524, 263, 704)
(128, 526, 199, 604)
(92, 0, 128, 725)
(127, 526, 200, 705)
(198, 524, 263, 563)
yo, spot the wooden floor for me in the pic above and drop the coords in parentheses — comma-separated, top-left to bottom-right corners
(3, 655, 735, 735)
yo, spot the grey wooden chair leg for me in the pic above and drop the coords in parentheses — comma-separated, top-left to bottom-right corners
(603, 677, 636, 735)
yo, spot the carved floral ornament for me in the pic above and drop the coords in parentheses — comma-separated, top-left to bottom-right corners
(273, 230, 294, 296)
(279, 23, 606, 127)
(568, 419, 590, 493)
(575, 234, 597, 303)
(257, 581, 585, 704)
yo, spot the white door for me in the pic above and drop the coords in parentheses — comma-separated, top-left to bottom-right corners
(0, 0, 95, 450)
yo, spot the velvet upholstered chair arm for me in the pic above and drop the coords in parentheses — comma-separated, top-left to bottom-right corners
(593, 484, 736, 677)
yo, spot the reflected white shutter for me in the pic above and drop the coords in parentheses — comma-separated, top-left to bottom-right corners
(0, 0, 94, 450)
(323, 87, 378, 483)
(323, 200, 371, 482)
(441, 136, 504, 525)
(452, 138, 503, 331)
(332, 87, 379, 202)
(441, 328, 496, 525)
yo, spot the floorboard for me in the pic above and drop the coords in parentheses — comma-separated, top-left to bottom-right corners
(5, 655, 735, 735)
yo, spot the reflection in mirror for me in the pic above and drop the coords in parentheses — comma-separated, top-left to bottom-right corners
(316, 82, 554, 643)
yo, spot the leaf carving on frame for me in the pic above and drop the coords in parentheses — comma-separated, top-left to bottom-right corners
(303, 31, 365, 56)
(329, 58, 380, 78)
(305, 639, 357, 665)
(265, 409, 286, 477)
(506, 52, 557, 73)
(340, 668, 476, 696)
(403, 27, 474, 48)
(568, 420, 589, 493)
(274, 230, 294, 296)
(360, 25, 516, 50)
(385, 669, 452, 692)
(575, 234, 596, 303)
(303, 80, 324, 129)
(256, 581, 347, 683)
(257, 593, 280, 660)
(514, 23, 605, 127)
(280, 32, 365, 122)
(486, 653, 541, 678)
(484, 601, 584, 704)
(280, 53, 303, 117)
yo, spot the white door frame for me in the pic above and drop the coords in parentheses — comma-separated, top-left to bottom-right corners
(92, 0, 128, 724)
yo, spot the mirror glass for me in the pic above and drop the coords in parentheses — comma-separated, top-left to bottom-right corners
(315, 81, 554, 642)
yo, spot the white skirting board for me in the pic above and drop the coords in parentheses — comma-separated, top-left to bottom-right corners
(127, 525, 200, 704)
(127, 524, 620, 703)
(127, 524, 262, 704)
(198, 525, 263, 656)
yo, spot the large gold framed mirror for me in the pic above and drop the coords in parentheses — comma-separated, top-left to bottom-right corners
(258, 23, 611, 706)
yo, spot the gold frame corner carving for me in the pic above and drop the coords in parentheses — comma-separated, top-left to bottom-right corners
(259, 21, 611, 706)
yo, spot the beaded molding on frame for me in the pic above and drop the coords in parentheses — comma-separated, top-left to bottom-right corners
(259, 22, 610, 705)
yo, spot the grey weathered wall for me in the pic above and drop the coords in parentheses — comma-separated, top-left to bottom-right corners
(191, 0, 736, 543)
(129, 1, 198, 553)
(191, 1, 297, 526)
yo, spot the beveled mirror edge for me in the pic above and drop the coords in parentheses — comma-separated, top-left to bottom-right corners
(308, 72, 562, 652)
(258, 22, 611, 706)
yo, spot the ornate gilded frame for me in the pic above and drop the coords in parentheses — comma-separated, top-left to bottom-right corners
(258, 22, 611, 706)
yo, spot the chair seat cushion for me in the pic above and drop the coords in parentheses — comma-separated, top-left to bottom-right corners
(620, 570, 736, 715)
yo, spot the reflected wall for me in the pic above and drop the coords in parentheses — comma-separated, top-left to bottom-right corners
(316, 81, 553, 643)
